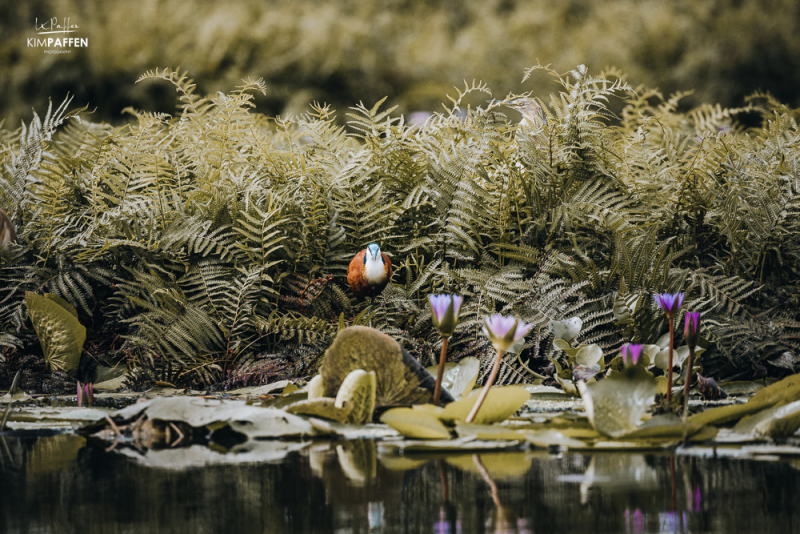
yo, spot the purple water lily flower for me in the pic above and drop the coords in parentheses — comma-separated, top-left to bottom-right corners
(482, 314, 533, 353)
(429, 294, 463, 338)
(654, 292, 684, 319)
(683, 312, 700, 350)
(621, 344, 643, 367)
(77, 381, 94, 407)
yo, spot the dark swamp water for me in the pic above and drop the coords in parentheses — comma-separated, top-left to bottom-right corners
(2, 433, 800, 534)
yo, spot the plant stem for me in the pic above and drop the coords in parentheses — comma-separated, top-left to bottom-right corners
(667, 318, 674, 402)
(433, 336, 449, 406)
(682, 346, 696, 420)
(466, 349, 504, 423)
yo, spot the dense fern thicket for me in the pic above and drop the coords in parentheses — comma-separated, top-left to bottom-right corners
(3, 0, 800, 126)
(1, 66, 799, 392)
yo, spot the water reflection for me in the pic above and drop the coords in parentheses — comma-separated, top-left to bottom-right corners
(1, 434, 800, 533)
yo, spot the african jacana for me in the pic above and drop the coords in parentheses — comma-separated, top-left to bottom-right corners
(347, 243, 392, 302)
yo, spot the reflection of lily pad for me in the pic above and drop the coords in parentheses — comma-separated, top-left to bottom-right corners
(579, 366, 656, 438)
(336, 440, 377, 484)
(425, 357, 480, 399)
(446, 452, 533, 479)
(439, 386, 530, 425)
(380, 407, 451, 439)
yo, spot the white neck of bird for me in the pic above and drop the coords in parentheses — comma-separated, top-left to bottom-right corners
(364, 255, 386, 283)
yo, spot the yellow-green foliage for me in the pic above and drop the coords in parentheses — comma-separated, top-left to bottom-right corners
(0, 65, 799, 388)
(2, 0, 800, 125)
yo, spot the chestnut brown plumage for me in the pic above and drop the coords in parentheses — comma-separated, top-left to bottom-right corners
(347, 243, 392, 301)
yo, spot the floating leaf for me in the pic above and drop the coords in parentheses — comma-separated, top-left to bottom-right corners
(732, 400, 800, 439)
(380, 407, 451, 439)
(522, 429, 587, 449)
(575, 344, 603, 368)
(307, 375, 324, 399)
(550, 317, 582, 342)
(321, 326, 451, 406)
(334, 369, 376, 424)
(26, 291, 86, 375)
(439, 386, 530, 425)
(285, 398, 350, 422)
(579, 365, 656, 438)
(455, 423, 527, 441)
(553, 338, 579, 358)
(426, 357, 480, 399)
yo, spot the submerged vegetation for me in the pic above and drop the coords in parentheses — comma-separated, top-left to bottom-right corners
(1, 64, 799, 393)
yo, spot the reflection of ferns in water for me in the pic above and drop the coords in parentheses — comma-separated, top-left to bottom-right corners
(1, 66, 799, 390)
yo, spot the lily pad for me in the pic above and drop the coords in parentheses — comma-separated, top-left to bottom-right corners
(320, 326, 452, 406)
(380, 407, 451, 439)
(553, 338, 579, 358)
(439, 386, 530, 425)
(425, 357, 480, 399)
(307, 375, 324, 399)
(379, 437, 522, 452)
(285, 398, 351, 422)
(551, 317, 582, 342)
(522, 429, 587, 449)
(334, 369, 376, 424)
(26, 291, 86, 375)
(455, 423, 528, 441)
(732, 400, 800, 439)
(579, 365, 656, 438)
(575, 344, 603, 368)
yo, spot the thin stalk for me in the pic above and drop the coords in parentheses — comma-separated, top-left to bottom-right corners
(0, 371, 21, 432)
(682, 346, 696, 421)
(433, 337, 450, 406)
(667, 318, 675, 402)
(466, 349, 504, 423)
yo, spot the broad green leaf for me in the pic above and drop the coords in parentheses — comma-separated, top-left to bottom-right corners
(439, 386, 530, 424)
(578, 365, 656, 438)
(425, 356, 480, 399)
(575, 344, 603, 368)
(380, 407, 451, 439)
(522, 429, 587, 449)
(455, 423, 527, 441)
(732, 400, 800, 439)
(553, 338, 579, 358)
(307, 374, 324, 399)
(285, 398, 350, 422)
(44, 293, 79, 318)
(334, 369, 376, 424)
(26, 291, 86, 375)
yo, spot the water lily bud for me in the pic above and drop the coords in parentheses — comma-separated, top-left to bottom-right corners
(428, 294, 463, 337)
(653, 292, 685, 320)
(621, 344, 643, 367)
(482, 314, 533, 353)
(683, 312, 700, 350)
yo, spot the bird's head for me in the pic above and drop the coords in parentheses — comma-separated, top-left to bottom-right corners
(495, 97, 547, 129)
(365, 243, 381, 263)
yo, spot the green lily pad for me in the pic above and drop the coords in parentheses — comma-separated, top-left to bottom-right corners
(576, 344, 603, 368)
(522, 429, 587, 449)
(689, 374, 800, 427)
(425, 356, 480, 399)
(732, 400, 800, 439)
(285, 398, 351, 422)
(551, 317, 582, 342)
(553, 338, 579, 358)
(334, 369, 376, 424)
(26, 291, 86, 375)
(455, 423, 528, 441)
(578, 365, 656, 438)
(439, 386, 531, 425)
(380, 407, 451, 439)
(307, 375, 324, 399)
